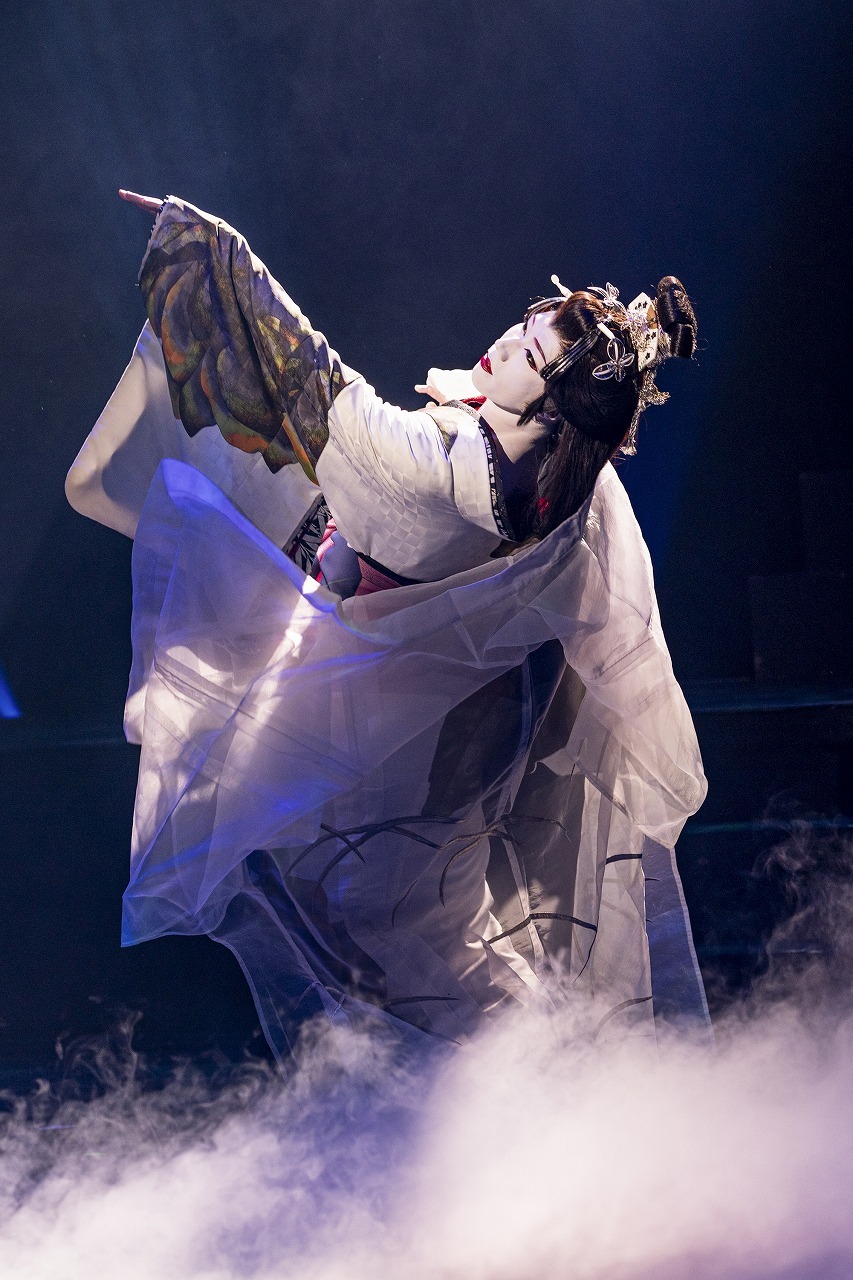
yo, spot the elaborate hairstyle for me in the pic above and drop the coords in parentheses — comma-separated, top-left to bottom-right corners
(519, 277, 697, 540)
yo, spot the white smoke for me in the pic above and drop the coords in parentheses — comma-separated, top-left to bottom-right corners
(3, 834, 853, 1280)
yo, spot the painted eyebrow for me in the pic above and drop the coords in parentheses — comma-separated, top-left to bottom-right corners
(533, 336, 547, 364)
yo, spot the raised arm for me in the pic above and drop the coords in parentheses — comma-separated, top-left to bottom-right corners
(119, 192, 505, 577)
(130, 193, 354, 480)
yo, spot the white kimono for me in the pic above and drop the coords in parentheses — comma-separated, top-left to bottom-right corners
(66, 198, 710, 1057)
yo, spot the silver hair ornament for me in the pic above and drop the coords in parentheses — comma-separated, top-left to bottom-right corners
(621, 370, 671, 456)
(589, 282, 627, 320)
(592, 337, 635, 382)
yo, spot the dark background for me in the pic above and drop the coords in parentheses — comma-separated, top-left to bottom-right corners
(0, 0, 850, 1075)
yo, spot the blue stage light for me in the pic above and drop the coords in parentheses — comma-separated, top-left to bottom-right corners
(0, 666, 21, 718)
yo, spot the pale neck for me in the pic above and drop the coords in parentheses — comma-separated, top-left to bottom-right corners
(478, 398, 552, 464)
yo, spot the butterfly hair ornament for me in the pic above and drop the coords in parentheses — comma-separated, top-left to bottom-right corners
(540, 275, 672, 455)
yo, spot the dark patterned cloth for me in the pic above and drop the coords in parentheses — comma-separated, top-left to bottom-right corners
(138, 197, 353, 475)
(282, 495, 332, 573)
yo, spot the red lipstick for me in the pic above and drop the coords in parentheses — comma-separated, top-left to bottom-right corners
(480, 354, 492, 374)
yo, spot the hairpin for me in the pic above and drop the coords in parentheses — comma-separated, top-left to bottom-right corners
(540, 325, 601, 381)
(589, 282, 627, 319)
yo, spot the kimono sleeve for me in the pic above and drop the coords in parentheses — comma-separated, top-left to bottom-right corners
(140, 199, 499, 561)
(138, 197, 355, 478)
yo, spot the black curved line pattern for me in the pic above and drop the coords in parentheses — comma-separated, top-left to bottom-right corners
(390, 878, 420, 928)
(505, 812, 576, 843)
(290, 815, 451, 875)
(438, 825, 504, 905)
(319, 826, 367, 867)
(385, 996, 460, 1008)
(286, 825, 345, 874)
(604, 853, 643, 864)
(593, 995, 653, 1040)
(308, 817, 460, 914)
(488, 911, 597, 945)
(384, 824, 442, 851)
(316, 843, 365, 890)
(392, 823, 493, 924)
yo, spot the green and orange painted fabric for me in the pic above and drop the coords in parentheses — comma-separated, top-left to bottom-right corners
(139, 197, 352, 482)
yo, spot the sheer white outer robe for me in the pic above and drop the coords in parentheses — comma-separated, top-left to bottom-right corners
(66, 198, 710, 1057)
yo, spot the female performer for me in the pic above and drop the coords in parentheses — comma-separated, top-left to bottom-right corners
(66, 192, 709, 1059)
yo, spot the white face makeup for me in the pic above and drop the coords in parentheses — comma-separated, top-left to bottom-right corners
(470, 310, 563, 415)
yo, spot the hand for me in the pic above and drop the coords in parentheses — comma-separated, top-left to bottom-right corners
(414, 381, 446, 404)
(118, 189, 164, 215)
(415, 368, 480, 405)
